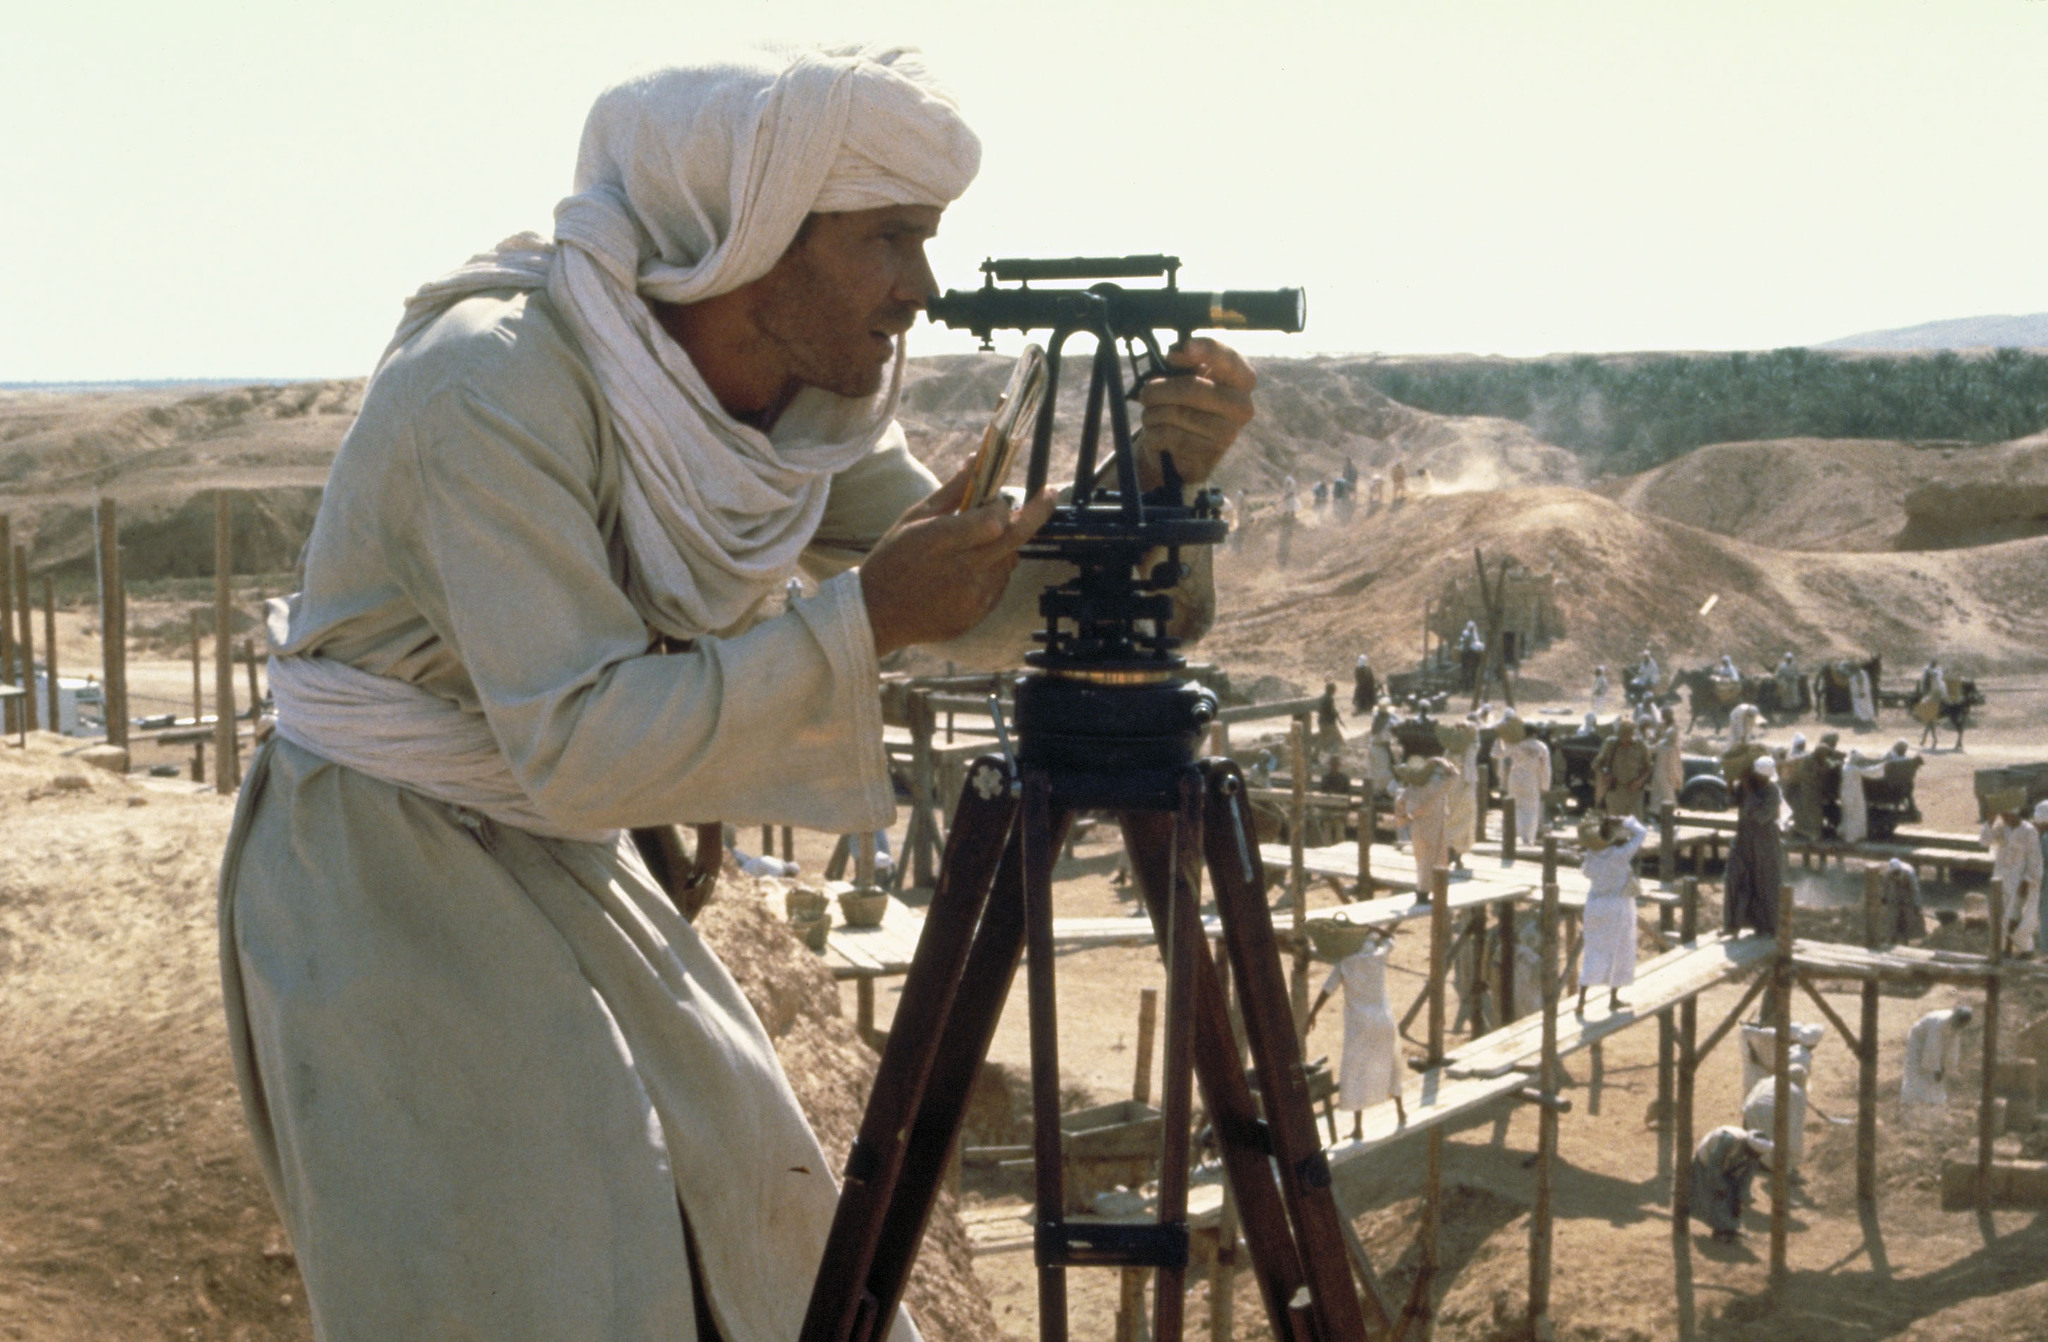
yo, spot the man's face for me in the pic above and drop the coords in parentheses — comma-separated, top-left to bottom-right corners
(751, 204, 943, 399)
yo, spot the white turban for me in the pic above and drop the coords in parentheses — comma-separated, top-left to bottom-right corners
(1753, 755, 1778, 781)
(383, 45, 981, 639)
(2033, 800, 2048, 826)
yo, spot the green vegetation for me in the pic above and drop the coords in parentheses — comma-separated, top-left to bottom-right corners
(1356, 348, 2048, 474)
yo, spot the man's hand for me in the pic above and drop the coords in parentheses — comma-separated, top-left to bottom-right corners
(861, 464, 1056, 658)
(1135, 336, 1256, 489)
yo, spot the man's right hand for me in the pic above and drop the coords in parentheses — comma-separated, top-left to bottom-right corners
(860, 463, 1056, 658)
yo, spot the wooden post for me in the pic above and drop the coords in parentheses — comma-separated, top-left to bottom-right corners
(98, 498, 126, 749)
(909, 689, 938, 888)
(1132, 987, 1158, 1106)
(1769, 882, 1795, 1303)
(1474, 756, 1489, 846)
(1980, 879, 2004, 1215)
(243, 638, 261, 719)
(1673, 878, 1700, 1239)
(190, 609, 205, 724)
(1419, 863, 1451, 1340)
(1497, 899, 1517, 1027)
(1858, 865, 1882, 1209)
(213, 492, 239, 792)
(42, 578, 58, 732)
(1356, 763, 1374, 899)
(0, 516, 12, 737)
(1529, 836, 1560, 1334)
(1657, 898, 1676, 1133)
(1502, 786, 1519, 865)
(782, 826, 794, 863)
(13, 544, 37, 733)
(1659, 802, 1678, 885)
(1290, 717, 1309, 1033)
(1209, 940, 1241, 1342)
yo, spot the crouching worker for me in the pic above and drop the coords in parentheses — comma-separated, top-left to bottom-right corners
(216, 45, 1257, 1342)
(1690, 1127, 1774, 1242)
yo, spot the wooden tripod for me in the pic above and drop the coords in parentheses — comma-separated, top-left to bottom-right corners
(799, 752, 1369, 1342)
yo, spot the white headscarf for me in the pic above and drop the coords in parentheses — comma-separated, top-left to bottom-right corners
(381, 46, 980, 640)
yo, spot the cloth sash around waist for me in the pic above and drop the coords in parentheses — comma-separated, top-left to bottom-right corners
(268, 653, 618, 845)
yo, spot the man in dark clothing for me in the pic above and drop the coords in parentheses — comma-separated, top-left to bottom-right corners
(1724, 755, 1785, 936)
(1352, 653, 1377, 715)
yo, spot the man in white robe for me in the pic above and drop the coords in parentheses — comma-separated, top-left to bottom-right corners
(1493, 715, 1552, 843)
(217, 47, 1258, 1342)
(1901, 1006, 1973, 1110)
(1728, 702, 1763, 746)
(1742, 1062, 1810, 1180)
(1984, 805, 2043, 957)
(1394, 757, 1457, 900)
(1649, 711, 1685, 815)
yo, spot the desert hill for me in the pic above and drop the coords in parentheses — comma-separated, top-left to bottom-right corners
(1819, 312, 2048, 351)
(1600, 432, 2048, 552)
(1208, 485, 2048, 689)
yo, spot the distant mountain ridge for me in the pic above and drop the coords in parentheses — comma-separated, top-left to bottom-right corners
(1819, 313, 2048, 351)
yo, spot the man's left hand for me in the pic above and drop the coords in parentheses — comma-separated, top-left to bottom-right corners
(1136, 336, 1256, 489)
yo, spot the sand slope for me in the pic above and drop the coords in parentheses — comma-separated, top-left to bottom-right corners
(1602, 433, 2048, 552)
(1210, 486, 2048, 688)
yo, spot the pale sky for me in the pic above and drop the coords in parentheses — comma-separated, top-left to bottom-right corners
(4, 0, 2045, 381)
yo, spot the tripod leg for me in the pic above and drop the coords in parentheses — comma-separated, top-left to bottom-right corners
(800, 756, 1021, 1342)
(1202, 763, 1371, 1341)
(857, 808, 1077, 1341)
(1023, 769, 1070, 1342)
(1152, 773, 1204, 1340)
(1120, 809, 1310, 1342)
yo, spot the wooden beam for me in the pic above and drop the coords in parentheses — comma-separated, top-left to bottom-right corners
(1528, 839, 1559, 1333)
(13, 543, 37, 733)
(98, 498, 126, 749)
(1792, 974, 1862, 1058)
(214, 492, 239, 792)
(1981, 879, 2004, 1214)
(1857, 865, 1882, 1210)
(1673, 878, 1700, 1241)
(42, 577, 57, 733)
(1770, 883, 1795, 1304)
(1290, 717, 1309, 1034)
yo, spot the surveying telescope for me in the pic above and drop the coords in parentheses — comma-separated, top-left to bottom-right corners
(801, 259, 1366, 1342)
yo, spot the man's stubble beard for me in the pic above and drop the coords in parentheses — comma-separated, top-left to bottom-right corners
(752, 251, 901, 401)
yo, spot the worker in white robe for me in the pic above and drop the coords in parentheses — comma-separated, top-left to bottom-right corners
(1836, 748, 1885, 844)
(1590, 664, 1611, 706)
(1742, 1062, 1810, 1180)
(1984, 806, 2043, 957)
(1649, 714, 1685, 815)
(1576, 814, 1648, 1013)
(1728, 702, 1763, 746)
(1848, 666, 1876, 725)
(217, 48, 1258, 1342)
(1306, 931, 1406, 1133)
(1438, 718, 1481, 865)
(1394, 757, 1457, 900)
(1493, 716, 1552, 844)
(1740, 1021, 1824, 1097)
(1901, 1005, 1973, 1110)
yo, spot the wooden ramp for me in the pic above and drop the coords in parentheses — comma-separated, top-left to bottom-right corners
(823, 895, 1223, 982)
(1182, 932, 1776, 1225)
(1792, 938, 2048, 986)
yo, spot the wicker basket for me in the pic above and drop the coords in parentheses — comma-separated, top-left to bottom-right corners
(785, 885, 830, 921)
(790, 911, 831, 953)
(1306, 916, 1373, 963)
(839, 890, 891, 929)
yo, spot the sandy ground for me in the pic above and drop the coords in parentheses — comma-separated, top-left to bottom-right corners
(835, 684, 2048, 1341)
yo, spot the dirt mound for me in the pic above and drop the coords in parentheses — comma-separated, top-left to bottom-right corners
(1603, 433, 2048, 553)
(1208, 486, 2048, 690)
(0, 736, 992, 1340)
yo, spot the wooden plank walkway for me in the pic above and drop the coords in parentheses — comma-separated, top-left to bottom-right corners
(1262, 840, 1681, 913)
(1175, 932, 1778, 1225)
(1792, 938, 2048, 986)
(821, 896, 1223, 982)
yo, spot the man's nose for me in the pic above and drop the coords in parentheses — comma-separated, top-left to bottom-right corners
(898, 249, 940, 307)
